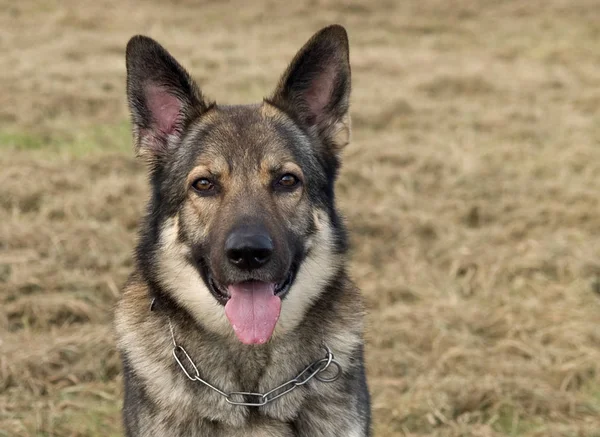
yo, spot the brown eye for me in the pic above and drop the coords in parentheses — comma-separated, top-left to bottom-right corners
(276, 174, 300, 189)
(192, 178, 215, 193)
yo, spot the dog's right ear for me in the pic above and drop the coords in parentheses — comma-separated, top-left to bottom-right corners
(269, 25, 351, 153)
(126, 36, 210, 160)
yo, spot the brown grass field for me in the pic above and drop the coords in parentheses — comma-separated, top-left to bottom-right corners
(2, 0, 600, 435)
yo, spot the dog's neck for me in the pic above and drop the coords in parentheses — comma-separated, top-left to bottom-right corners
(116, 270, 365, 426)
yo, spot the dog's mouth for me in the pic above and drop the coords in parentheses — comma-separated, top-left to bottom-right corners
(208, 268, 295, 304)
(205, 268, 297, 345)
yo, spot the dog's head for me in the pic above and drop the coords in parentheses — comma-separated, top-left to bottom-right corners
(127, 25, 351, 345)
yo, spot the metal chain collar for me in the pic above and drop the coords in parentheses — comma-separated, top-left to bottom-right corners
(167, 317, 342, 407)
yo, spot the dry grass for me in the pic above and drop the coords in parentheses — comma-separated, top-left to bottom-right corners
(2, 0, 600, 435)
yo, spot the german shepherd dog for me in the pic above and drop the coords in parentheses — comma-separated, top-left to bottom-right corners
(115, 25, 371, 436)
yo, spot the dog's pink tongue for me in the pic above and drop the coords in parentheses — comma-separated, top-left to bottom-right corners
(225, 282, 281, 345)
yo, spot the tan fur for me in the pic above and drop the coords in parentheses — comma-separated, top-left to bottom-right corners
(275, 211, 343, 335)
(330, 113, 351, 151)
(156, 217, 233, 336)
(260, 101, 285, 119)
(150, 211, 350, 341)
(115, 247, 365, 433)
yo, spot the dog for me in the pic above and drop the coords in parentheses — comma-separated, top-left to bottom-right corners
(115, 24, 371, 436)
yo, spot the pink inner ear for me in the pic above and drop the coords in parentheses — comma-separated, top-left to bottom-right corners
(304, 64, 336, 124)
(146, 84, 182, 135)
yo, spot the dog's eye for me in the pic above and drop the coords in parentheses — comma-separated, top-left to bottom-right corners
(192, 178, 215, 193)
(276, 174, 300, 189)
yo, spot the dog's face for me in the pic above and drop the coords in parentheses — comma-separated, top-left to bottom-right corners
(127, 26, 351, 344)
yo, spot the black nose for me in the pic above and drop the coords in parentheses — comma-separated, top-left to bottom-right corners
(225, 226, 274, 270)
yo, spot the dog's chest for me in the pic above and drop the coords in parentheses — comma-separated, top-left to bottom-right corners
(142, 338, 327, 428)
(207, 417, 296, 437)
(186, 352, 318, 423)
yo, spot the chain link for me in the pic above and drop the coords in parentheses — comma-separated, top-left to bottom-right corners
(168, 318, 342, 407)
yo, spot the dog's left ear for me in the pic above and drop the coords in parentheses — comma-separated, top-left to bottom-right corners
(126, 35, 211, 161)
(269, 25, 351, 152)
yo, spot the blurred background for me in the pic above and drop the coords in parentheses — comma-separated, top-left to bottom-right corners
(1, 0, 600, 435)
